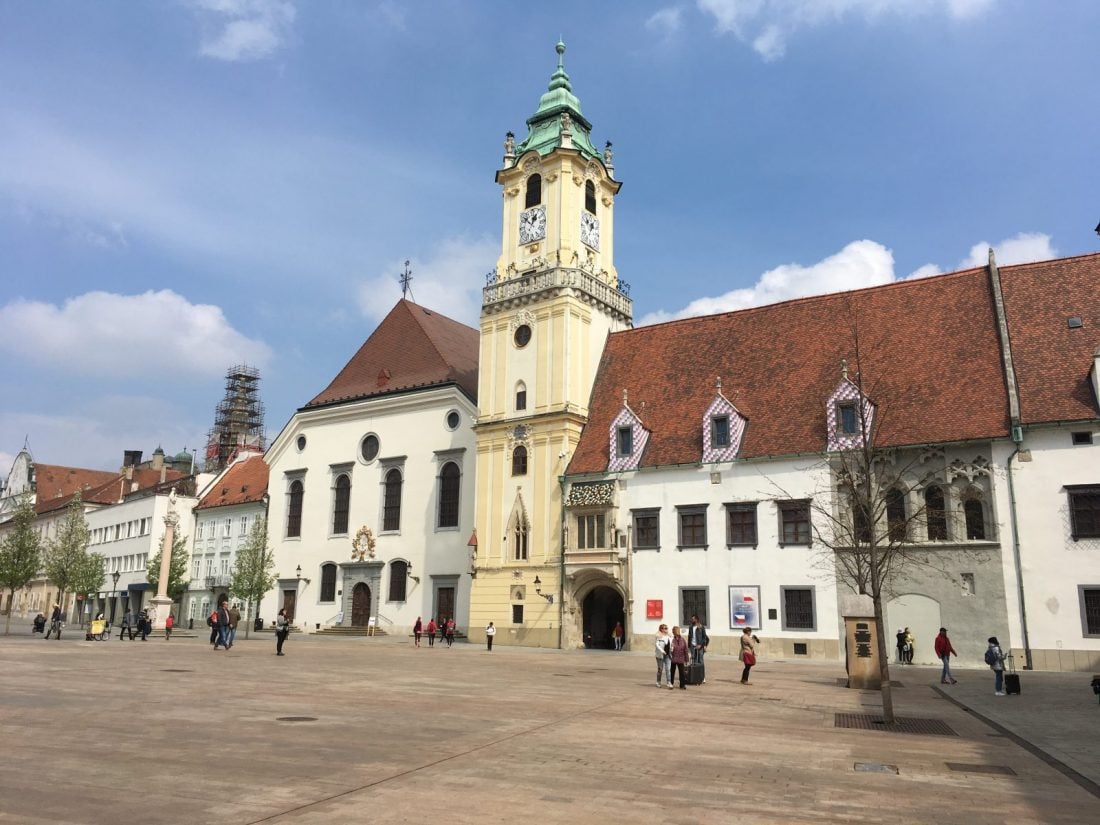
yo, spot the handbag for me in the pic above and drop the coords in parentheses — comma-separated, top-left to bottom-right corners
(743, 651, 756, 666)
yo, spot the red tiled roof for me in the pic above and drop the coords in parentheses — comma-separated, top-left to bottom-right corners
(569, 265, 1012, 474)
(305, 300, 479, 409)
(34, 466, 187, 514)
(997, 253, 1100, 425)
(32, 464, 117, 505)
(196, 453, 270, 510)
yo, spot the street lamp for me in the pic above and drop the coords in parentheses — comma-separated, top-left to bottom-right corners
(110, 571, 121, 624)
(296, 565, 310, 585)
(533, 576, 554, 604)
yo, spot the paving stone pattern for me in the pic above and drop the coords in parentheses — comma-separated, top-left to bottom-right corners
(0, 632, 1096, 824)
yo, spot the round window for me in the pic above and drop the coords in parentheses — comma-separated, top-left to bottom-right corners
(446, 410, 461, 431)
(513, 324, 532, 348)
(296, 435, 307, 451)
(360, 434, 380, 463)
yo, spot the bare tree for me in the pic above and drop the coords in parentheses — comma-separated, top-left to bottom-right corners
(41, 494, 91, 624)
(0, 494, 42, 635)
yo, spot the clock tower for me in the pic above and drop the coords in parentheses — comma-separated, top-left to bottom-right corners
(468, 41, 632, 648)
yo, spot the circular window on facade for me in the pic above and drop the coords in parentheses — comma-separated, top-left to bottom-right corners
(446, 410, 461, 431)
(360, 434, 380, 463)
(296, 435, 307, 451)
(513, 324, 532, 348)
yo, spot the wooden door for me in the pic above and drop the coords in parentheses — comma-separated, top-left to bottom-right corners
(351, 583, 371, 627)
(436, 587, 455, 623)
(282, 590, 297, 624)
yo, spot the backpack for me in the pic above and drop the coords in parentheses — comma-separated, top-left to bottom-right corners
(984, 647, 997, 666)
(206, 614, 214, 627)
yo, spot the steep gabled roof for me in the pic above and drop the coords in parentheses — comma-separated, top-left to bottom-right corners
(998, 252, 1100, 424)
(34, 466, 187, 515)
(32, 464, 117, 504)
(305, 300, 479, 409)
(196, 453, 269, 510)
(569, 264, 1012, 474)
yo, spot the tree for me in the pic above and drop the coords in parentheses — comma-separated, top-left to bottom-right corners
(229, 515, 275, 640)
(147, 529, 190, 603)
(72, 552, 106, 625)
(41, 494, 91, 624)
(0, 494, 43, 635)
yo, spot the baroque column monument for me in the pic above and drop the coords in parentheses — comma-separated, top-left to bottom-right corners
(149, 489, 178, 630)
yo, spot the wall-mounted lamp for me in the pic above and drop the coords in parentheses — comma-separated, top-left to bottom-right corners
(532, 575, 554, 604)
(295, 565, 311, 585)
(407, 561, 420, 584)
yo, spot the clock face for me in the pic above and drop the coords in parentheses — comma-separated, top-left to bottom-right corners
(519, 205, 546, 244)
(580, 211, 600, 251)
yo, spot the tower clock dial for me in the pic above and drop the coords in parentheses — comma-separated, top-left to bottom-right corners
(580, 211, 600, 251)
(519, 205, 546, 244)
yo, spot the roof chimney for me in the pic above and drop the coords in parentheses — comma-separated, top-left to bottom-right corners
(122, 450, 142, 480)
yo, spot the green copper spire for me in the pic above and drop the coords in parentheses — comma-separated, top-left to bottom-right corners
(513, 40, 601, 160)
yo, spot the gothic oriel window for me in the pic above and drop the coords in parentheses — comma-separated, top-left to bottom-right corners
(525, 174, 542, 208)
(320, 563, 337, 602)
(584, 180, 596, 214)
(885, 488, 907, 542)
(925, 486, 948, 541)
(964, 498, 986, 540)
(512, 445, 528, 476)
(286, 480, 304, 538)
(438, 462, 460, 528)
(383, 468, 403, 531)
(576, 514, 606, 549)
(332, 474, 351, 534)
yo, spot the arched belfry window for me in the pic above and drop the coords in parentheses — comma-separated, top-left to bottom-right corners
(885, 488, 907, 542)
(525, 174, 542, 209)
(515, 381, 527, 411)
(332, 474, 351, 534)
(925, 486, 947, 541)
(287, 480, 303, 538)
(383, 468, 403, 531)
(512, 445, 528, 476)
(584, 180, 596, 214)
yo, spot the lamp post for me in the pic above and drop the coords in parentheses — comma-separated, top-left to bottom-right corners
(110, 570, 121, 624)
(533, 575, 554, 604)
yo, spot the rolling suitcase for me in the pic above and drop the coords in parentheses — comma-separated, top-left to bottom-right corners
(685, 661, 705, 685)
(1004, 654, 1021, 695)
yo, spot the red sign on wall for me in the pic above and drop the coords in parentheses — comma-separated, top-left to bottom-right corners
(646, 599, 663, 619)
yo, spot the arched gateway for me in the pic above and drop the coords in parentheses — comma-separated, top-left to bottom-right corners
(351, 583, 372, 627)
(582, 586, 625, 649)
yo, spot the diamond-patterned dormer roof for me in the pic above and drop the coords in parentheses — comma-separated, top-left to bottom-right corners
(514, 40, 601, 161)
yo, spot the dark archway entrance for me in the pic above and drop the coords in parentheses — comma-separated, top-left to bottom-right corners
(582, 586, 625, 649)
(351, 583, 371, 627)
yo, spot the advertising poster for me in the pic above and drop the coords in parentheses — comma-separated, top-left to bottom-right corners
(728, 586, 761, 629)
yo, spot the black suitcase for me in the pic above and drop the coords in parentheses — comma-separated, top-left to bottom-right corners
(684, 662, 705, 685)
(1004, 673, 1021, 695)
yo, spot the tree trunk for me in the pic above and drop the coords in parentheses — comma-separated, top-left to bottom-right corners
(244, 599, 252, 640)
(871, 586, 895, 724)
(3, 589, 12, 635)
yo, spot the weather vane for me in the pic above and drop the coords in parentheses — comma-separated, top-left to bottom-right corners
(399, 260, 414, 301)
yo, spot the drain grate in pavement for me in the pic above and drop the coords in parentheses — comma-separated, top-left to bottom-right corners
(834, 713, 957, 736)
(854, 762, 899, 774)
(276, 716, 318, 722)
(837, 678, 903, 688)
(946, 763, 1016, 776)
(161, 669, 193, 673)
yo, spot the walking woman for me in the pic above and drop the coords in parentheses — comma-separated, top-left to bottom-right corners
(669, 626, 689, 690)
(739, 627, 757, 685)
(426, 617, 437, 647)
(413, 616, 423, 648)
(275, 608, 289, 656)
(654, 624, 672, 688)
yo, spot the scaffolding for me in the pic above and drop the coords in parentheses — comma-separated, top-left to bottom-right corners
(204, 365, 266, 472)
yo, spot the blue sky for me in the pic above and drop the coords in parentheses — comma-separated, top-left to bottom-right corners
(2, 0, 1098, 473)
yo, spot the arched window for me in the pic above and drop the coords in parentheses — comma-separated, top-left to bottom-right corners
(389, 560, 408, 602)
(320, 563, 337, 602)
(383, 468, 402, 531)
(964, 498, 986, 540)
(287, 479, 304, 538)
(512, 445, 528, 476)
(525, 174, 541, 208)
(851, 494, 872, 544)
(514, 521, 529, 561)
(438, 462, 460, 528)
(515, 381, 527, 411)
(925, 486, 947, 541)
(886, 488, 907, 542)
(332, 474, 351, 534)
(584, 180, 596, 214)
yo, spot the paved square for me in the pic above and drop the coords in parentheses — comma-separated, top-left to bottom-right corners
(1, 632, 1096, 824)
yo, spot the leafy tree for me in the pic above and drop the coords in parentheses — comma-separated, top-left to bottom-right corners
(147, 529, 190, 603)
(72, 552, 106, 625)
(41, 494, 91, 624)
(0, 494, 43, 635)
(229, 515, 275, 639)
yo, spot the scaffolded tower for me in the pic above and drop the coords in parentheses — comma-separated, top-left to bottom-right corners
(204, 365, 266, 472)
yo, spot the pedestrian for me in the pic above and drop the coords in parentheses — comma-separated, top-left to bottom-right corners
(688, 614, 709, 681)
(985, 636, 1007, 695)
(45, 603, 63, 640)
(895, 628, 906, 664)
(139, 610, 151, 641)
(227, 603, 241, 649)
(413, 616, 423, 648)
(165, 613, 174, 641)
(486, 621, 496, 652)
(213, 599, 231, 650)
(654, 623, 672, 688)
(612, 621, 624, 651)
(739, 627, 757, 685)
(669, 625, 689, 690)
(425, 617, 437, 647)
(118, 608, 134, 641)
(208, 608, 219, 645)
(904, 627, 915, 664)
(445, 617, 456, 647)
(934, 627, 958, 684)
(275, 608, 289, 656)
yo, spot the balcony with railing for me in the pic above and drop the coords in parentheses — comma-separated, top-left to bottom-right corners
(483, 266, 632, 320)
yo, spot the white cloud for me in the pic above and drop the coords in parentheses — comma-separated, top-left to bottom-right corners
(0, 290, 271, 378)
(905, 263, 942, 280)
(356, 236, 497, 328)
(697, 0, 996, 60)
(190, 0, 296, 62)
(960, 232, 1056, 269)
(647, 7, 684, 38)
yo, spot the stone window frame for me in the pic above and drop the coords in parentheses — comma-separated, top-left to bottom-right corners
(1066, 485, 1100, 541)
(388, 559, 409, 603)
(777, 499, 812, 547)
(632, 508, 660, 551)
(676, 504, 708, 551)
(724, 502, 758, 548)
(1079, 585, 1100, 637)
(679, 586, 709, 627)
(319, 562, 338, 603)
(781, 586, 817, 631)
(330, 463, 354, 537)
(284, 471, 306, 540)
(379, 457, 406, 534)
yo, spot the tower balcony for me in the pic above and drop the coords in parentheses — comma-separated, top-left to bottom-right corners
(483, 266, 632, 321)
(563, 547, 624, 581)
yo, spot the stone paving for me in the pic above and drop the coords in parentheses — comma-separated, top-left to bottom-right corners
(1, 628, 1097, 824)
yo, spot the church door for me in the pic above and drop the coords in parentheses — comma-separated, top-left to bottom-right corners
(282, 590, 296, 624)
(351, 583, 372, 627)
(436, 587, 455, 623)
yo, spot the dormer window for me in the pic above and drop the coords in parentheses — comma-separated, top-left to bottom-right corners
(837, 402, 858, 435)
(584, 180, 596, 214)
(617, 426, 633, 456)
(712, 415, 730, 448)
(525, 174, 541, 208)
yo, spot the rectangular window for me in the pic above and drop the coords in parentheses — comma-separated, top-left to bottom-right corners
(725, 503, 757, 546)
(1071, 432, 1093, 446)
(193, 561, 201, 579)
(677, 505, 707, 548)
(632, 509, 660, 550)
(1081, 586, 1100, 637)
(220, 557, 229, 575)
(512, 604, 524, 625)
(1067, 487, 1100, 540)
(778, 501, 812, 546)
(196, 522, 204, 540)
(239, 516, 249, 536)
(516, 389, 527, 411)
(712, 416, 730, 448)
(617, 426, 633, 456)
(781, 587, 816, 631)
(222, 518, 232, 538)
(576, 514, 606, 549)
(680, 588, 708, 627)
(837, 402, 858, 434)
